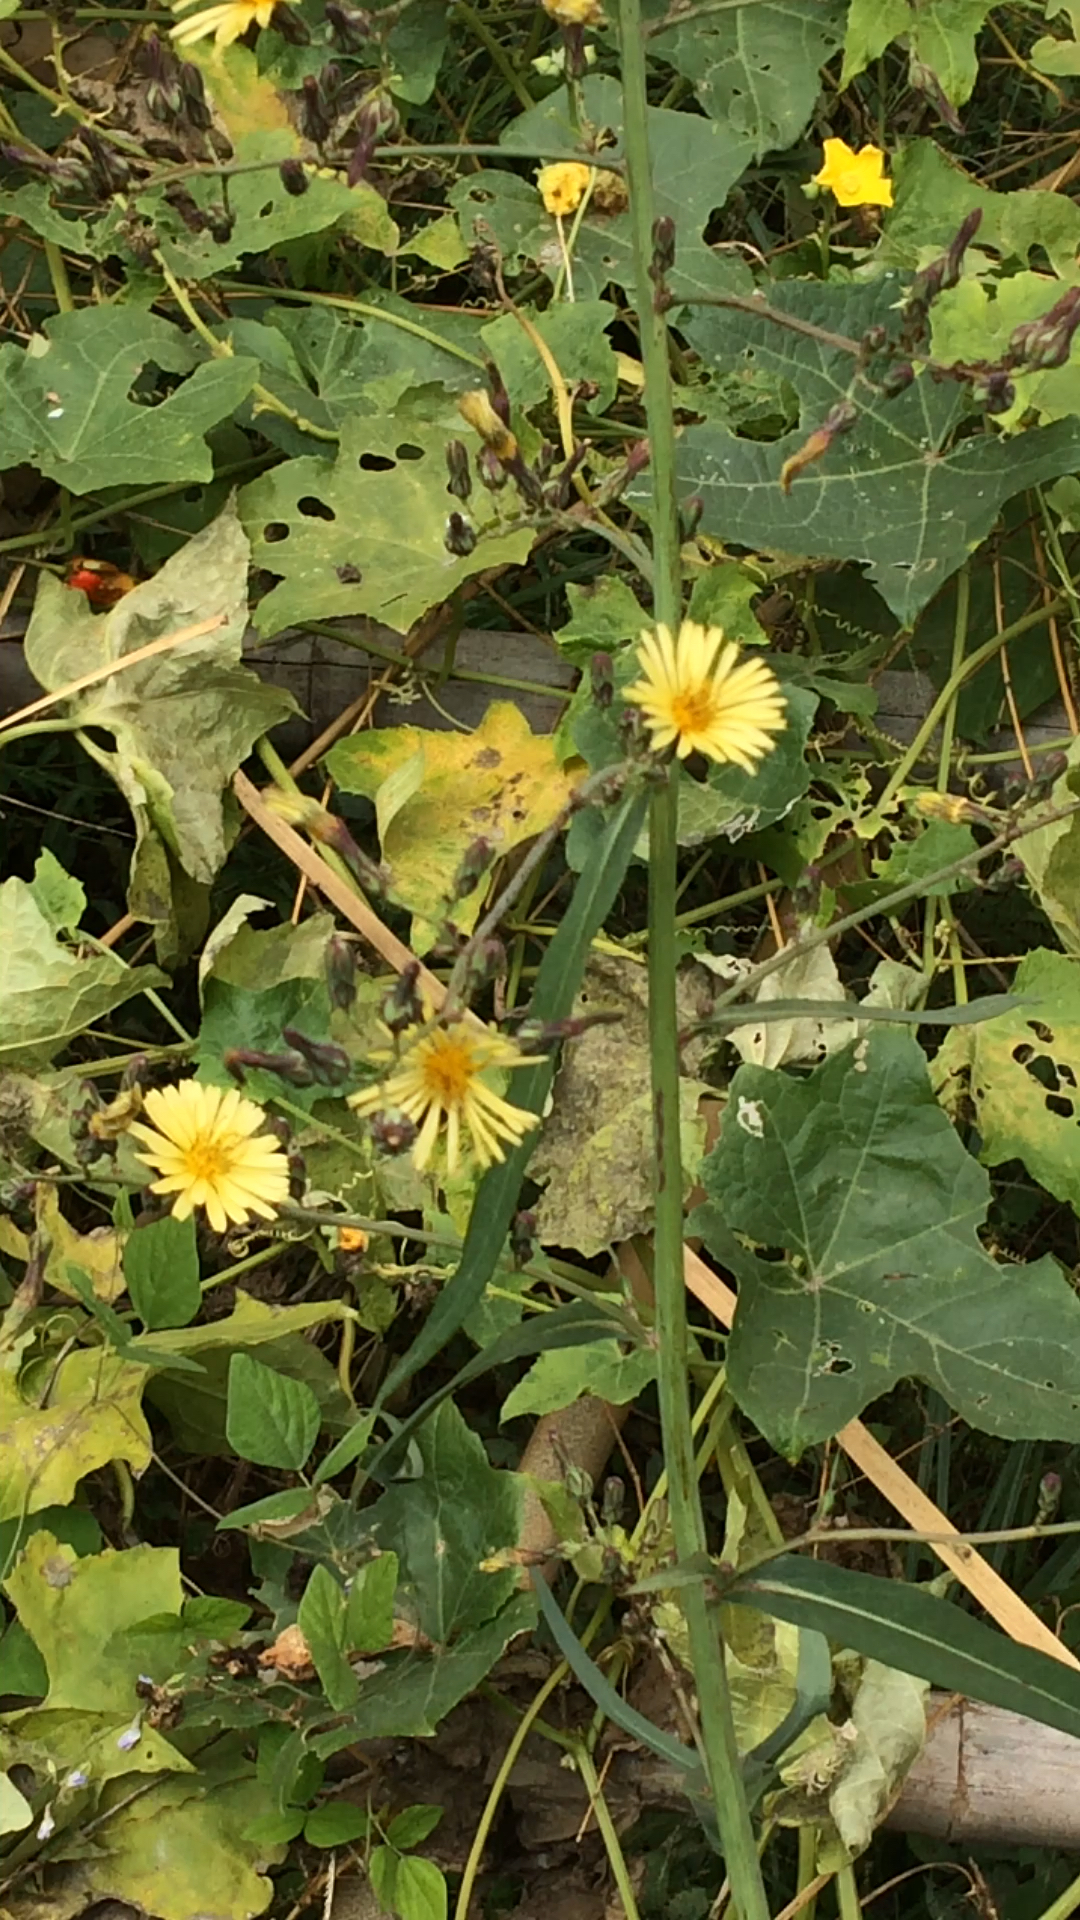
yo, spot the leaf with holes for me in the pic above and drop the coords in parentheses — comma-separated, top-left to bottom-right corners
(0, 307, 258, 495)
(692, 1028, 1080, 1455)
(240, 412, 535, 637)
(666, 275, 1080, 625)
(841, 0, 995, 104)
(642, 0, 845, 150)
(933, 949, 1080, 1217)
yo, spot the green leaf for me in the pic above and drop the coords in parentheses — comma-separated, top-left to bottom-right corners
(0, 1619, 47, 1698)
(727, 1554, 1080, 1742)
(297, 1563, 358, 1710)
(500, 1339, 658, 1422)
(841, 0, 993, 103)
(1013, 738, 1080, 953)
(24, 506, 296, 945)
(480, 300, 619, 414)
(29, 849, 86, 935)
(0, 873, 166, 1069)
(304, 1802, 370, 1847)
(0, 308, 257, 493)
(345, 1552, 398, 1653)
(369, 788, 649, 1420)
(375, 1850, 448, 1920)
(226, 1353, 321, 1470)
(670, 683, 818, 848)
(197, 972, 335, 1112)
(554, 576, 650, 668)
(3, 1532, 182, 1713)
(124, 1215, 201, 1332)
(385, 1804, 443, 1850)
(643, 0, 845, 150)
(367, 1401, 523, 1643)
(671, 275, 1080, 626)
(308, 1592, 537, 1756)
(694, 1028, 1080, 1452)
(933, 949, 1080, 1215)
(240, 411, 534, 638)
(0, 1770, 32, 1836)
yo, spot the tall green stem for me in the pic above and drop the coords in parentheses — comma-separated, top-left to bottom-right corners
(617, 3, 772, 1914)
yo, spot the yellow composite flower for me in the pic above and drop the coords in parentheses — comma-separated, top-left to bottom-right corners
(625, 621, 787, 771)
(811, 138, 893, 209)
(170, 0, 277, 50)
(537, 161, 592, 217)
(128, 1081, 290, 1233)
(350, 1016, 540, 1174)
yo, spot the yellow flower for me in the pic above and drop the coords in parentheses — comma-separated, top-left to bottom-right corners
(170, 0, 277, 49)
(913, 790, 976, 825)
(458, 389, 518, 462)
(537, 161, 591, 217)
(541, 0, 604, 22)
(625, 621, 787, 771)
(337, 1225, 369, 1253)
(811, 138, 893, 209)
(350, 1016, 539, 1174)
(128, 1081, 290, 1234)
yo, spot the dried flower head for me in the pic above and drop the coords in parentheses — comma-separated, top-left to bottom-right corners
(350, 1012, 539, 1174)
(457, 389, 518, 462)
(625, 621, 787, 770)
(811, 138, 892, 209)
(537, 161, 592, 217)
(170, 0, 276, 47)
(128, 1081, 290, 1233)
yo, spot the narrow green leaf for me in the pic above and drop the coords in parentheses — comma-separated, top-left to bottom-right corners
(698, 993, 1032, 1030)
(124, 1215, 201, 1331)
(297, 1562, 358, 1711)
(728, 1554, 1080, 1740)
(345, 1552, 398, 1653)
(371, 787, 648, 1417)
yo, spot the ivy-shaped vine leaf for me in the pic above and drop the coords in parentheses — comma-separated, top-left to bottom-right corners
(933, 948, 1080, 1216)
(0, 873, 166, 1070)
(643, 0, 845, 149)
(693, 1029, 1080, 1455)
(0, 308, 258, 495)
(671, 275, 1080, 625)
(453, 75, 754, 302)
(842, 0, 995, 104)
(240, 411, 535, 636)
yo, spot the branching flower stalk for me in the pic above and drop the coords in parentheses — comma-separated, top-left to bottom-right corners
(616, 0, 773, 1911)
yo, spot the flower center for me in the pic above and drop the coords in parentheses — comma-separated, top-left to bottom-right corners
(670, 686, 719, 735)
(185, 1141, 230, 1184)
(421, 1035, 476, 1107)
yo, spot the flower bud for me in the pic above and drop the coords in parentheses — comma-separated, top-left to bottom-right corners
(279, 158, 310, 197)
(1036, 1471, 1062, 1524)
(860, 324, 888, 355)
(458, 389, 518, 462)
(649, 213, 676, 281)
(179, 59, 212, 130)
(881, 359, 915, 396)
(287, 1150, 307, 1200)
(510, 1209, 537, 1268)
(444, 511, 477, 556)
(970, 369, 1014, 414)
(325, 934, 357, 1011)
(445, 438, 472, 501)
(451, 836, 496, 901)
(601, 1475, 625, 1525)
(381, 962, 423, 1035)
(281, 1028, 352, 1086)
(368, 1107, 418, 1156)
(273, 2, 310, 43)
(678, 493, 703, 541)
(477, 445, 508, 490)
(325, 0, 373, 49)
(590, 651, 614, 708)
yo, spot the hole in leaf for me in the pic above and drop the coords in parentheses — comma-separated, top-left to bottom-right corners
(396, 443, 423, 461)
(297, 495, 335, 521)
(1028, 1019, 1054, 1043)
(1012, 1042, 1034, 1066)
(358, 452, 395, 472)
(1047, 1094, 1074, 1120)
(259, 200, 273, 218)
(263, 522, 289, 544)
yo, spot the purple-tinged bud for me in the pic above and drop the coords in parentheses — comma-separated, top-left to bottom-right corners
(279, 158, 309, 197)
(281, 1029, 352, 1086)
(590, 651, 614, 709)
(444, 511, 477, 556)
(325, 0, 373, 49)
(881, 360, 915, 397)
(445, 438, 472, 501)
(451, 837, 496, 901)
(325, 934, 357, 1011)
(367, 1108, 418, 1156)
(381, 962, 423, 1036)
(273, 2, 310, 42)
(510, 1209, 537, 1268)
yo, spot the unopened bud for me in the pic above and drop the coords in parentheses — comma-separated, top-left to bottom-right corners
(287, 1150, 307, 1200)
(444, 511, 477, 556)
(451, 837, 496, 901)
(678, 493, 703, 541)
(273, 1, 310, 41)
(178, 59, 212, 129)
(458, 389, 517, 462)
(325, 0, 373, 49)
(367, 1107, 418, 1156)
(860, 324, 888, 355)
(649, 213, 676, 282)
(281, 1028, 352, 1087)
(1036, 1471, 1062, 1524)
(381, 962, 423, 1036)
(279, 158, 309, 197)
(223, 1047, 314, 1087)
(461, 936, 506, 999)
(445, 438, 472, 501)
(881, 359, 915, 396)
(325, 934, 357, 1011)
(590, 651, 614, 709)
(822, 398, 858, 436)
(510, 1209, 537, 1268)
(1009, 287, 1080, 372)
(970, 369, 1014, 414)
(601, 1476, 625, 1525)
(985, 856, 1025, 891)
(477, 445, 508, 490)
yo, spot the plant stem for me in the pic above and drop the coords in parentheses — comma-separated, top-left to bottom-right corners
(618, 0, 772, 1911)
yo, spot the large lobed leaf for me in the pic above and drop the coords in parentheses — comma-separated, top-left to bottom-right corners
(671, 276, 1080, 625)
(693, 1028, 1080, 1454)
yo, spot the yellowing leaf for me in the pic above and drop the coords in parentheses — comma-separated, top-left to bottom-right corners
(0, 1349, 152, 1521)
(35, 1186, 125, 1304)
(329, 703, 577, 948)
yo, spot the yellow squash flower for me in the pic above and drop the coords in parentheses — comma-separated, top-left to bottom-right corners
(812, 138, 892, 209)
(350, 1015, 539, 1174)
(541, 0, 605, 23)
(625, 621, 787, 771)
(458, 389, 518, 461)
(171, 0, 277, 50)
(537, 161, 591, 217)
(129, 1081, 290, 1233)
